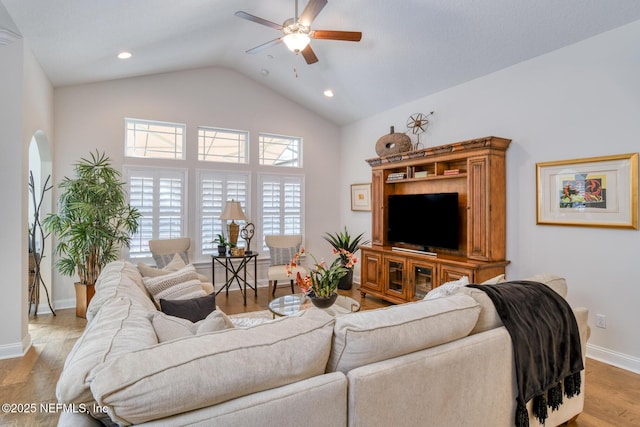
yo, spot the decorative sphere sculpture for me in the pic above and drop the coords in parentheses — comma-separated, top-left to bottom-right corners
(375, 126, 412, 157)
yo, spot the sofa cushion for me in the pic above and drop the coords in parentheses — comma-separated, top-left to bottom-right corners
(326, 294, 480, 374)
(456, 274, 569, 334)
(149, 309, 234, 342)
(56, 297, 158, 406)
(89, 309, 335, 425)
(87, 261, 155, 321)
(159, 292, 217, 323)
(143, 264, 206, 304)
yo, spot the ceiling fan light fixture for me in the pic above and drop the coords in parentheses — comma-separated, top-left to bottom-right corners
(283, 32, 310, 52)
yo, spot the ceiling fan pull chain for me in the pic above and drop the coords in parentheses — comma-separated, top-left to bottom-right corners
(293, 66, 299, 78)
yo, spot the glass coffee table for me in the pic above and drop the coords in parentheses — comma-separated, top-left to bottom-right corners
(268, 293, 360, 318)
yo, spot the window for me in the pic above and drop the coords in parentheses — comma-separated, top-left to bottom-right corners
(125, 118, 185, 160)
(258, 174, 304, 251)
(198, 170, 250, 255)
(124, 167, 187, 258)
(259, 133, 301, 167)
(198, 127, 248, 164)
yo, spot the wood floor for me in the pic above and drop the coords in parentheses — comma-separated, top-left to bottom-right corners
(1, 286, 639, 426)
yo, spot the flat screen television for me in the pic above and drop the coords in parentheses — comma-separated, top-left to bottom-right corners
(387, 193, 459, 251)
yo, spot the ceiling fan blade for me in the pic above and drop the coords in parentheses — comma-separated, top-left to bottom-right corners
(299, 0, 328, 26)
(235, 11, 283, 30)
(246, 38, 283, 55)
(301, 44, 319, 64)
(312, 30, 362, 42)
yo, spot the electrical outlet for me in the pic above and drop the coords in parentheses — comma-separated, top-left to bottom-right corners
(596, 314, 606, 329)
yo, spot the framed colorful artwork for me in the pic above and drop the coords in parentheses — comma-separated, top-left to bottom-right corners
(351, 183, 372, 211)
(536, 153, 638, 229)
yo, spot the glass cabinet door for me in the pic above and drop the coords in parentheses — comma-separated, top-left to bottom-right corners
(410, 261, 435, 300)
(383, 256, 407, 300)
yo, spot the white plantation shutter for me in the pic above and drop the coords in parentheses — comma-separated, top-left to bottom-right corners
(258, 174, 304, 251)
(158, 177, 183, 238)
(198, 170, 250, 255)
(125, 167, 187, 258)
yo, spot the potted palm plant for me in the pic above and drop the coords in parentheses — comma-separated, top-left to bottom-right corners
(323, 227, 370, 290)
(43, 151, 140, 318)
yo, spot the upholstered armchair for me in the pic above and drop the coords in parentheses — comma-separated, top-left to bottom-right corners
(265, 235, 307, 298)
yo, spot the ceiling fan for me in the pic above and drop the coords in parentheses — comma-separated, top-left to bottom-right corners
(235, 0, 362, 65)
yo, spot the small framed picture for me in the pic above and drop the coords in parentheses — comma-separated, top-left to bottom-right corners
(536, 153, 638, 229)
(351, 183, 372, 211)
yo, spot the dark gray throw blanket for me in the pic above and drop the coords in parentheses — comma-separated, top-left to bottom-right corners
(466, 281, 583, 427)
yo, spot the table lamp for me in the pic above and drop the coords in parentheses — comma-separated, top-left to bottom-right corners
(220, 200, 247, 247)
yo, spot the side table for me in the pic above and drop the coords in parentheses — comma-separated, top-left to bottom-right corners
(212, 252, 259, 305)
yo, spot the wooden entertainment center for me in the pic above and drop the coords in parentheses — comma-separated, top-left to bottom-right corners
(360, 136, 511, 304)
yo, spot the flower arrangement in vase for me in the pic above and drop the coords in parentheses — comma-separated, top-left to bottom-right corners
(287, 247, 358, 308)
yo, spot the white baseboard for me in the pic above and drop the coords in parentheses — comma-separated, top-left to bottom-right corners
(51, 298, 76, 311)
(29, 303, 56, 316)
(0, 333, 31, 360)
(586, 343, 640, 374)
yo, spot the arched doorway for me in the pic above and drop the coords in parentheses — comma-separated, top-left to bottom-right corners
(28, 131, 53, 316)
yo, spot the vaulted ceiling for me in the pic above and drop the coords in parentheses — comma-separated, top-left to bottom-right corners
(3, 0, 640, 125)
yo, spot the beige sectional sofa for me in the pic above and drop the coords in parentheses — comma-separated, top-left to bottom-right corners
(57, 261, 589, 427)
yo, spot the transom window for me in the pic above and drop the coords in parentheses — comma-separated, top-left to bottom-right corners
(125, 118, 185, 160)
(198, 126, 248, 164)
(259, 133, 302, 167)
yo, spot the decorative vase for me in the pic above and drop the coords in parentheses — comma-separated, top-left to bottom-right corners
(217, 245, 227, 256)
(307, 291, 338, 309)
(338, 269, 354, 290)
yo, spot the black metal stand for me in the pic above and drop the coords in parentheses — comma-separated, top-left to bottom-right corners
(212, 253, 259, 305)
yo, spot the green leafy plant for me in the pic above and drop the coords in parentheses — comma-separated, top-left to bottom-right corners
(287, 248, 357, 297)
(213, 233, 229, 246)
(43, 151, 140, 287)
(323, 227, 370, 269)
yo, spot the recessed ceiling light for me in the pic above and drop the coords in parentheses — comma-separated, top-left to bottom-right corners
(117, 51, 132, 60)
(323, 89, 334, 98)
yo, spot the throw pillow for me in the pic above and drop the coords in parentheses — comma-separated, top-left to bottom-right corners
(139, 254, 211, 284)
(423, 276, 469, 300)
(142, 264, 206, 304)
(160, 292, 216, 322)
(269, 245, 300, 266)
(153, 250, 189, 269)
(149, 309, 234, 342)
(138, 253, 187, 277)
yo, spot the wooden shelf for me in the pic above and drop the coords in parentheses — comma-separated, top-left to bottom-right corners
(386, 173, 468, 184)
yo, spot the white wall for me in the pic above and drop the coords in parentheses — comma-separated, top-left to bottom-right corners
(340, 20, 640, 372)
(0, 32, 54, 357)
(0, 36, 28, 359)
(53, 67, 341, 304)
